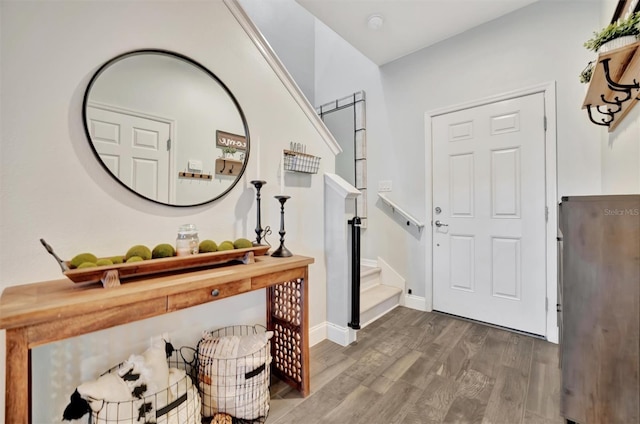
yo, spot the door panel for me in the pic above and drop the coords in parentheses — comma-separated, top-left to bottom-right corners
(450, 153, 474, 216)
(87, 106, 170, 203)
(432, 92, 546, 335)
(450, 235, 474, 291)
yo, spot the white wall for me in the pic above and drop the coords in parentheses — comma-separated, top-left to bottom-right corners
(239, 0, 316, 106)
(601, 107, 640, 193)
(0, 1, 332, 421)
(315, 1, 604, 301)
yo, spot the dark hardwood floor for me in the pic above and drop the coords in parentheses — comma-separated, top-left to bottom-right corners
(267, 307, 563, 424)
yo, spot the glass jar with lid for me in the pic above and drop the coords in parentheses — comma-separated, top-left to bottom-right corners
(176, 224, 199, 256)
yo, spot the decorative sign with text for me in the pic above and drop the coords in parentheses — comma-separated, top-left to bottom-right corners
(216, 130, 247, 151)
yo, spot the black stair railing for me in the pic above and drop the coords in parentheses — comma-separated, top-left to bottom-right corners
(348, 215, 362, 330)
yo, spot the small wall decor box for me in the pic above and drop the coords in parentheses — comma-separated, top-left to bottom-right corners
(196, 325, 272, 423)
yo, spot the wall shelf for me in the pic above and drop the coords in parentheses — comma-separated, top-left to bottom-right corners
(215, 158, 243, 176)
(583, 40, 640, 132)
(283, 150, 320, 174)
(377, 193, 424, 231)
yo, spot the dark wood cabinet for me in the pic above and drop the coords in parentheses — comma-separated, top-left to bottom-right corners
(559, 195, 639, 424)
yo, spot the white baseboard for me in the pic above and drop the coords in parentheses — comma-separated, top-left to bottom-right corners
(361, 258, 378, 268)
(309, 322, 327, 347)
(326, 322, 357, 346)
(404, 294, 428, 311)
(546, 326, 559, 344)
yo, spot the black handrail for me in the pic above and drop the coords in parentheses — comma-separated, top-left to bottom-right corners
(348, 216, 361, 330)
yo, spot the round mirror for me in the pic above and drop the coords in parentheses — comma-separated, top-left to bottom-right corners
(83, 49, 249, 207)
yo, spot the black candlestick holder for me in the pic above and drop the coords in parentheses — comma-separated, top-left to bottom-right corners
(271, 195, 292, 257)
(250, 180, 267, 245)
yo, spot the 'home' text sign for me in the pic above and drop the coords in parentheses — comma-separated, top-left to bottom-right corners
(216, 130, 247, 151)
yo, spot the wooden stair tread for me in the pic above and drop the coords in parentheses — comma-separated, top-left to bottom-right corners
(361, 284, 402, 312)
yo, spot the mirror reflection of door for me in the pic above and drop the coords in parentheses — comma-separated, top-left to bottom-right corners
(86, 105, 172, 203)
(318, 91, 367, 224)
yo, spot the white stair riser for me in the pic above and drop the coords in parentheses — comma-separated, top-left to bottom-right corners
(360, 290, 402, 327)
(360, 269, 381, 291)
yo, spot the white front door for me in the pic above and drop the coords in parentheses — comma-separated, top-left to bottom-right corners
(432, 92, 546, 335)
(87, 106, 171, 203)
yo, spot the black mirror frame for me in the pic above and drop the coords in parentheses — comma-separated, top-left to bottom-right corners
(82, 49, 250, 207)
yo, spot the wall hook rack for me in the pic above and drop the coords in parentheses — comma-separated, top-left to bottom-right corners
(585, 58, 640, 127)
(179, 171, 212, 180)
(582, 41, 640, 131)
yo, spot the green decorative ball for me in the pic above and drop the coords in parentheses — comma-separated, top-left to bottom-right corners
(110, 256, 125, 264)
(70, 253, 98, 269)
(125, 245, 152, 261)
(218, 241, 234, 251)
(126, 256, 144, 263)
(96, 258, 114, 267)
(233, 238, 253, 249)
(77, 262, 97, 269)
(199, 240, 218, 253)
(152, 243, 176, 259)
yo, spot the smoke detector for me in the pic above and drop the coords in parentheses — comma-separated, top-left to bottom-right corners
(367, 14, 384, 30)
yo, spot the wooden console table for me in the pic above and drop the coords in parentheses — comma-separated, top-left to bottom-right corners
(0, 254, 314, 423)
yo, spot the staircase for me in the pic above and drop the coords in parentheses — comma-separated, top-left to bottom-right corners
(359, 264, 402, 327)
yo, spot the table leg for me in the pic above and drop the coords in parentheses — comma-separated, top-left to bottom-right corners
(267, 271, 310, 396)
(5, 328, 30, 423)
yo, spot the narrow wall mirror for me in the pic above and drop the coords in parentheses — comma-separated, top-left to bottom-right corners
(83, 49, 249, 207)
(317, 91, 367, 225)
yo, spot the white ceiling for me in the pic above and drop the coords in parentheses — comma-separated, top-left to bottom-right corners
(295, 0, 539, 65)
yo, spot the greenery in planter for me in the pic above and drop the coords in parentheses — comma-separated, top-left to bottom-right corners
(584, 12, 640, 52)
(579, 61, 594, 84)
(221, 146, 237, 157)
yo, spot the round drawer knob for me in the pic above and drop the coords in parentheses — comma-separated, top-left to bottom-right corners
(211, 289, 220, 297)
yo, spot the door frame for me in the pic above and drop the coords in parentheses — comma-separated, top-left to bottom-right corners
(424, 81, 558, 342)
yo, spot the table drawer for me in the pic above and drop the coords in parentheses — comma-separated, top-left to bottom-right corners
(167, 278, 251, 311)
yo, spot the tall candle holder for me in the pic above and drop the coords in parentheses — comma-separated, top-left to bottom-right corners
(250, 180, 267, 245)
(271, 195, 292, 257)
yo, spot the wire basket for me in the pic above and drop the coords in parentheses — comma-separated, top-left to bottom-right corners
(283, 150, 321, 174)
(196, 325, 272, 423)
(87, 345, 201, 424)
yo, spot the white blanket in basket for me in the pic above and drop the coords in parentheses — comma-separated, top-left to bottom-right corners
(198, 331, 273, 419)
(73, 343, 201, 424)
(85, 367, 200, 424)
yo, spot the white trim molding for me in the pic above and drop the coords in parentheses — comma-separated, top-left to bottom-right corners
(223, 0, 342, 155)
(404, 294, 428, 312)
(309, 322, 327, 347)
(326, 322, 357, 346)
(425, 81, 558, 343)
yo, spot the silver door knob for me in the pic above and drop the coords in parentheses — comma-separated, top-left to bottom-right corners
(434, 220, 449, 227)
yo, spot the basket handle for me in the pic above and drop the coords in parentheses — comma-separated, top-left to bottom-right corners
(245, 363, 266, 379)
(156, 393, 187, 418)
